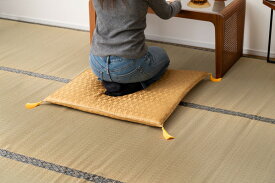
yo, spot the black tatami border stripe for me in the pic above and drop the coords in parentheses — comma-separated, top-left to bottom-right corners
(0, 66, 70, 83)
(180, 102, 275, 124)
(1, 66, 275, 125)
(0, 149, 123, 183)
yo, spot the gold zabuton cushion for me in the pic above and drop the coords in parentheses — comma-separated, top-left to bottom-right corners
(43, 69, 207, 128)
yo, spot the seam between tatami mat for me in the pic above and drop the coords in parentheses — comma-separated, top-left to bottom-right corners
(1, 66, 275, 125)
(0, 149, 123, 183)
(180, 102, 275, 124)
(0, 66, 70, 83)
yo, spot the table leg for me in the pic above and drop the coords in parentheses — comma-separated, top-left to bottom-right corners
(267, 9, 275, 63)
(214, 17, 224, 79)
(215, 0, 246, 78)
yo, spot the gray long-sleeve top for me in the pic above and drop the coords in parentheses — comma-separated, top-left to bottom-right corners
(91, 0, 182, 59)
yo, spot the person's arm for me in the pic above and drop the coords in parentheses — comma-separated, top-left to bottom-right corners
(148, 0, 182, 20)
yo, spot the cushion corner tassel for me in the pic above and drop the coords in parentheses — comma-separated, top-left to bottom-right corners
(209, 73, 222, 82)
(25, 101, 44, 109)
(162, 127, 175, 140)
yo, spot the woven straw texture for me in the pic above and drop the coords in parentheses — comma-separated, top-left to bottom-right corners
(44, 69, 208, 127)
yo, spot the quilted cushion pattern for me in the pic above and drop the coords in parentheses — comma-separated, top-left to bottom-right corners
(44, 69, 208, 127)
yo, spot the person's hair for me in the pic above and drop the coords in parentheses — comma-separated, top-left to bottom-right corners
(99, 0, 127, 9)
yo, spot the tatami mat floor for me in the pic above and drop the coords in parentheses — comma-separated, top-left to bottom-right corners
(0, 19, 275, 183)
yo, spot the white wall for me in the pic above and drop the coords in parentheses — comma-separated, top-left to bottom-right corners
(0, 0, 89, 30)
(0, 0, 274, 57)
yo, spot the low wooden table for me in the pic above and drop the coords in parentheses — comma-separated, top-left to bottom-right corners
(89, 0, 246, 78)
(263, 0, 275, 63)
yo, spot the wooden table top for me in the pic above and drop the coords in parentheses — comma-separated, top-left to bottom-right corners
(148, 0, 243, 23)
(263, 0, 275, 9)
(181, 0, 235, 14)
(174, 0, 235, 14)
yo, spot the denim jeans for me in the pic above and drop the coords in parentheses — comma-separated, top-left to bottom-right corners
(89, 46, 170, 88)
